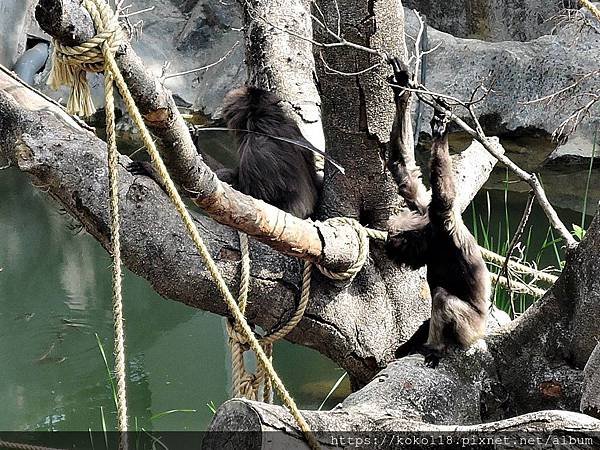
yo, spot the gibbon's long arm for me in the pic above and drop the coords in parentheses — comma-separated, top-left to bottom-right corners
(385, 59, 490, 367)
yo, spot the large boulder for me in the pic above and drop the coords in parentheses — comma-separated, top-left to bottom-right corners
(0, 0, 42, 68)
(404, 0, 565, 42)
(27, 0, 245, 118)
(405, 5, 600, 160)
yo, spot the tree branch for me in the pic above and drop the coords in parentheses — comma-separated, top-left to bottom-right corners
(33, 0, 365, 272)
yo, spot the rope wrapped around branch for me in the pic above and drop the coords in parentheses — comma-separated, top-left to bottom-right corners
(47, 0, 123, 116)
(227, 217, 369, 403)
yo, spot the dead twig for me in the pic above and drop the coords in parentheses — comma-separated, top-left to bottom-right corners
(162, 41, 241, 81)
(393, 80, 578, 249)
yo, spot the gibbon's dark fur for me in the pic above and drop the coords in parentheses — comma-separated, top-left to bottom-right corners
(217, 86, 320, 219)
(386, 59, 490, 367)
(128, 86, 320, 219)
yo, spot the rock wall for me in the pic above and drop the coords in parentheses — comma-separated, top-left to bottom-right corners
(0, 0, 38, 67)
(404, 0, 573, 42)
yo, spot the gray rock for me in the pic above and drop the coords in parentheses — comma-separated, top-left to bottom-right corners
(0, 0, 40, 68)
(404, 0, 566, 42)
(32, 0, 246, 118)
(405, 4, 600, 160)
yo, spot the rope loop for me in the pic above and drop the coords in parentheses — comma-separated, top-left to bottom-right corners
(316, 217, 369, 282)
(48, 0, 124, 116)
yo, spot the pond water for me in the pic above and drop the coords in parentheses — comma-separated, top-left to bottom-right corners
(0, 141, 597, 432)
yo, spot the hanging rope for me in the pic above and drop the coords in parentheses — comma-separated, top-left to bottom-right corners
(47, 1, 320, 448)
(104, 67, 130, 448)
(227, 231, 313, 401)
(47, 0, 129, 445)
(579, 0, 600, 21)
(0, 441, 65, 450)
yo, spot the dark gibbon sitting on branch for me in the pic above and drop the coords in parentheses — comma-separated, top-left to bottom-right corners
(385, 59, 490, 367)
(129, 86, 320, 219)
(216, 86, 321, 219)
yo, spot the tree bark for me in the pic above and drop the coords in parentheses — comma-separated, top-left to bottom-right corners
(205, 399, 600, 449)
(241, 0, 325, 152)
(582, 343, 600, 419)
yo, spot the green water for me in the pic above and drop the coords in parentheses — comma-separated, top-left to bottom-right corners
(0, 154, 596, 432)
(0, 170, 347, 432)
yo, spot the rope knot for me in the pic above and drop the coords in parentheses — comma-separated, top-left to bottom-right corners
(48, 0, 124, 116)
(226, 319, 249, 349)
(315, 217, 370, 282)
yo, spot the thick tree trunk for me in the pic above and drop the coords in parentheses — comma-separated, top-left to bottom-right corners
(241, 0, 325, 152)
(205, 400, 600, 449)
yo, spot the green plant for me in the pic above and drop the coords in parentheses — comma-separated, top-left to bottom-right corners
(206, 401, 217, 415)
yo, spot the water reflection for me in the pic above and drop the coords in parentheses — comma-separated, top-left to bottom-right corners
(0, 169, 347, 432)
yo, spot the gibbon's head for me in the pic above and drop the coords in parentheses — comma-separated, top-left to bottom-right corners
(221, 85, 285, 133)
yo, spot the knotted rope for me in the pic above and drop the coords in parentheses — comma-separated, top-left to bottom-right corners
(48, 0, 129, 446)
(227, 218, 367, 403)
(226, 232, 276, 402)
(0, 441, 65, 450)
(48, 1, 319, 448)
(314, 217, 370, 282)
(47, 0, 123, 117)
(227, 232, 312, 401)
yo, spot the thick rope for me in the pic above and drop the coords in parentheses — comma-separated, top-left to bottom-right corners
(48, 2, 319, 448)
(47, 0, 123, 116)
(261, 260, 313, 345)
(48, 0, 130, 443)
(364, 227, 558, 294)
(579, 0, 600, 21)
(105, 70, 129, 448)
(226, 231, 257, 399)
(228, 232, 313, 401)
(479, 248, 558, 285)
(490, 273, 547, 298)
(315, 217, 369, 281)
(0, 441, 65, 450)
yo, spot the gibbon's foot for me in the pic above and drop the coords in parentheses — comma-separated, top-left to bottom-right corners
(387, 56, 411, 96)
(423, 344, 443, 368)
(127, 160, 167, 193)
(394, 319, 431, 359)
(127, 160, 155, 178)
(395, 341, 413, 360)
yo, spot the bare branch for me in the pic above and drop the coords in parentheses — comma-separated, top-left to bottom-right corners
(318, 51, 381, 76)
(519, 70, 599, 106)
(553, 93, 600, 143)
(162, 41, 241, 81)
(397, 79, 579, 249)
